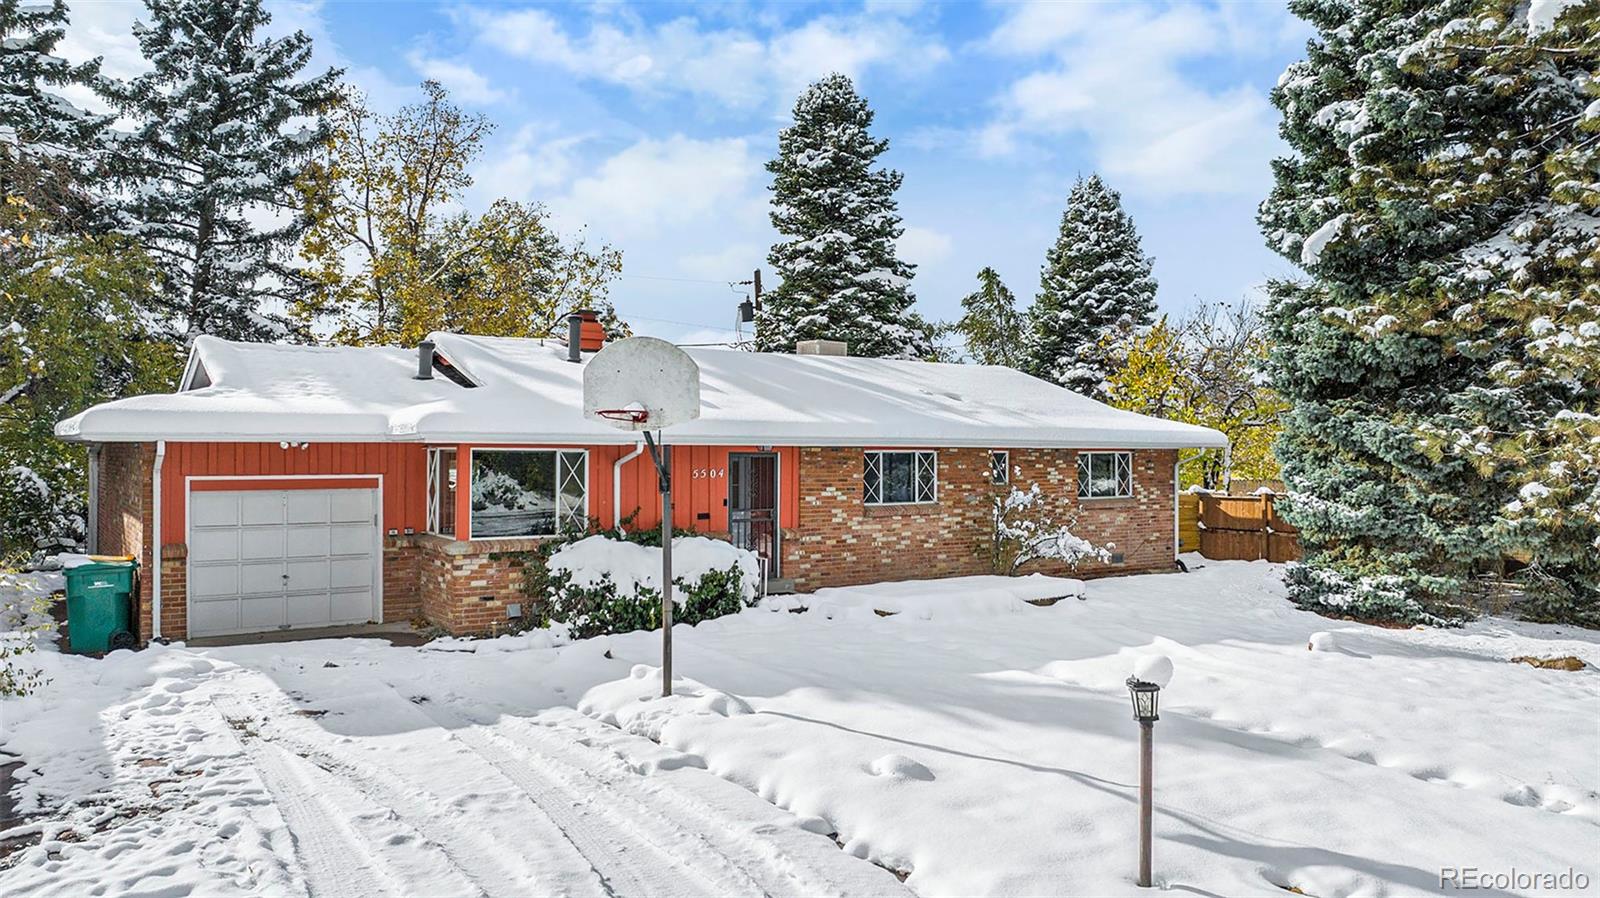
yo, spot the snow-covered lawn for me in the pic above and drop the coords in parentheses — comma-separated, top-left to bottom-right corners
(2, 560, 1596, 897)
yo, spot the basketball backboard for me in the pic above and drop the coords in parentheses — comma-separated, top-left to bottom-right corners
(582, 336, 701, 432)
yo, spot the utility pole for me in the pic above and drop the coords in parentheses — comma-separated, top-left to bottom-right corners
(752, 268, 762, 308)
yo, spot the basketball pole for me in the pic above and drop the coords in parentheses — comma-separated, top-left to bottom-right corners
(643, 430, 673, 697)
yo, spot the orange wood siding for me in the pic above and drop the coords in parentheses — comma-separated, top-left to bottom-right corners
(163, 441, 800, 545)
(160, 442, 428, 539)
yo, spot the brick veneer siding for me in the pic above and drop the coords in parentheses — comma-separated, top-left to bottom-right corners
(417, 535, 540, 635)
(781, 447, 1177, 591)
(97, 442, 157, 640)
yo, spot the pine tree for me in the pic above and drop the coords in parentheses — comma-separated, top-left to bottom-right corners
(1025, 175, 1157, 398)
(101, 0, 340, 342)
(953, 267, 1024, 367)
(0, 0, 109, 225)
(1259, 0, 1598, 622)
(758, 73, 927, 358)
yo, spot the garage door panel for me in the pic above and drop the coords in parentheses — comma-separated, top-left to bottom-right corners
(239, 526, 286, 560)
(191, 493, 239, 527)
(188, 599, 240, 636)
(330, 557, 372, 589)
(240, 594, 285, 630)
(286, 490, 330, 524)
(329, 523, 371, 556)
(285, 591, 330, 627)
(241, 492, 284, 526)
(190, 565, 240, 600)
(330, 490, 373, 523)
(240, 560, 287, 595)
(329, 589, 372, 623)
(285, 525, 331, 557)
(189, 529, 239, 563)
(285, 559, 330, 591)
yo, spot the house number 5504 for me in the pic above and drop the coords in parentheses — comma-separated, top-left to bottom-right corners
(691, 468, 726, 479)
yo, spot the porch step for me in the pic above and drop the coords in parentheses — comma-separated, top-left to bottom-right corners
(765, 577, 797, 595)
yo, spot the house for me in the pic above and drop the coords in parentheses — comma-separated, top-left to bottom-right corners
(56, 315, 1228, 642)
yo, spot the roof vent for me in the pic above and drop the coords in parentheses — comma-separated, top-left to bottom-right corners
(796, 339, 848, 356)
(414, 340, 435, 380)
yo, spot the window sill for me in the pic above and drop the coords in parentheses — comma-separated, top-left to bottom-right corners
(863, 502, 942, 517)
(1079, 495, 1136, 505)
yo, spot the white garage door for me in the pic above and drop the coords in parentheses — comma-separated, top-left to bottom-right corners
(188, 488, 380, 638)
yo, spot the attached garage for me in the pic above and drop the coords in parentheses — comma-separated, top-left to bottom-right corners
(186, 482, 382, 638)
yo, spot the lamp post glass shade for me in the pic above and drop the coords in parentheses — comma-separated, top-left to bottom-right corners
(1127, 677, 1161, 722)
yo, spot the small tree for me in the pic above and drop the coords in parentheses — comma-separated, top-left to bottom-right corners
(1106, 300, 1287, 488)
(1, 559, 56, 697)
(952, 267, 1025, 367)
(988, 477, 1110, 575)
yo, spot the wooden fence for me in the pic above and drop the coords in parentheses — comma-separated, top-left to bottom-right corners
(1179, 492, 1301, 563)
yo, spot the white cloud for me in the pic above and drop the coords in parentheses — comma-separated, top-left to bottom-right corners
(406, 52, 508, 105)
(462, 7, 946, 111)
(472, 123, 590, 207)
(980, 1, 1297, 196)
(551, 135, 765, 240)
(897, 226, 953, 268)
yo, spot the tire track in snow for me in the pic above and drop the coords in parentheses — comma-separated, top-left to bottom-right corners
(496, 712, 909, 898)
(213, 692, 602, 898)
(413, 698, 745, 898)
(216, 708, 395, 898)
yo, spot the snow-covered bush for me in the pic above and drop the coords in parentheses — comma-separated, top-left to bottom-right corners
(1, 562, 57, 697)
(988, 478, 1111, 575)
(529, 534, 760, 639)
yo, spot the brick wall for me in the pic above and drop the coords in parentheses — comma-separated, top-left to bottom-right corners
(782, 447, 1176, 591)
(97, 442, 156, 638)
(417, 535, 539, 635)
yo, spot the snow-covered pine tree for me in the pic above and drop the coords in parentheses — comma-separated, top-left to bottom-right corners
(953, 267, 1024, 367)
(1025, 174, 1156, 398)
(1259, 0, 1598, 622)
(758, 73, 928, 358)
(101, 0, 340, 342)
(0, 0, 109, 223)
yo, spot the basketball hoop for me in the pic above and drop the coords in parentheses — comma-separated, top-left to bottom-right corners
(595, 405, 649, 425)
(581, 337, 702, 699)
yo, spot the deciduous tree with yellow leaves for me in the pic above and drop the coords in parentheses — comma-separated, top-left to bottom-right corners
(1105, 300, 1285, 489)
(293, 81, 625, 346)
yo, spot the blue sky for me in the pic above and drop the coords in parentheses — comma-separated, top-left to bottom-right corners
(64, 0, 1312, 345)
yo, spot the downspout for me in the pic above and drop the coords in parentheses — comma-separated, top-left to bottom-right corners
(613, 442, 646, 533)
(151, 440, 166, 641)
(87, 444, 101, 554)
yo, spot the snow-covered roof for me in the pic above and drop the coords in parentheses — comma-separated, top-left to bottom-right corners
(56, 333, 1229, 449)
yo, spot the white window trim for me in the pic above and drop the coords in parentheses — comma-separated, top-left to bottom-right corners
(1078, 451, 1134, 500)
(467, 447, 590, 540)
(989, 450, 1010, 485)
(864, 450, 939, 506)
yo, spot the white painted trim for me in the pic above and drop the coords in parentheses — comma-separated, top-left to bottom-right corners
(988, 449, 1010, 485)
(183, 474, 386, 633)
(151, 440, 166, 640)
(465, 447, 591, 540)
(87, 444, 101, 554)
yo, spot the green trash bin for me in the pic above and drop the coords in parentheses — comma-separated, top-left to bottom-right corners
(63, 560, 138, 654)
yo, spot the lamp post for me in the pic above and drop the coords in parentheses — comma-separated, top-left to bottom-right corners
(1126, 676, 1162, 888)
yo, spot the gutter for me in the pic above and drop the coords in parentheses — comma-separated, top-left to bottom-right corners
(151, 440, 166, 642)
(613, 442, 646, 532)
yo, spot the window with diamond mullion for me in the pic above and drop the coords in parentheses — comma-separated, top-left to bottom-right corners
(863, 452, 883, 504)
(556, 451, 587, 533)
(1077, 451, 1133, 499)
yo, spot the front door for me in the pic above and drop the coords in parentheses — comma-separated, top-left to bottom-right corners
(729, 453, 779, 578)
